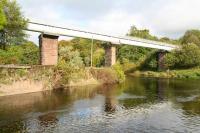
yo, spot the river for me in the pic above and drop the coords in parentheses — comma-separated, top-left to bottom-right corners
(0, 77, 200, 133)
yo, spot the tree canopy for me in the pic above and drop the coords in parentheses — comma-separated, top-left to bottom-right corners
(181, 30, 200, 47)
(0, 2, 6, 30)
(0, 0, 27, 48)
(127, 26, 158, 40)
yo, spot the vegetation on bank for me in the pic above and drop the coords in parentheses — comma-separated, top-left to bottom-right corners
(130, 69, 200, 80)
(0, 65, 125, 89)
(1, 0, 200, 88)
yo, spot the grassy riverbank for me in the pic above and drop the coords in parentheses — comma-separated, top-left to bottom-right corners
(0, 64, 125, 97)
(130, 69, 200, 79)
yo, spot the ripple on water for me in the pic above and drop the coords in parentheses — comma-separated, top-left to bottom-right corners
(176, 95, 200, 102)
(117, 93, 146, 100)
(1, 77, 200, 132)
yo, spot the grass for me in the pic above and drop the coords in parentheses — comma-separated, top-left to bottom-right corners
(0, 66, 125, 91)
(130, 69, 200, 79)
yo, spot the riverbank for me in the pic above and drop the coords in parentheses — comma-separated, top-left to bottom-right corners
(130, 69, 200, 79)
(0, 65, 125, 97)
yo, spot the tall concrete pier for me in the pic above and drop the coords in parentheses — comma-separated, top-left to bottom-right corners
(157, 51, 167, 71)
(105, 44, 116, 67)
(39, 34, 59, 65)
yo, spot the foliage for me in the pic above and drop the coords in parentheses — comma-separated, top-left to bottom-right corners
(118, 26, 158, 70)
(20, 42, 39, 64)
(123, 27, 200, 72)
(118, 45, 150, 63)
(138, 50, 158, 71)
(59, 46, 84, 69)
(90, 63, 125, 84)
(112, 63, 125, 83)
(0, 41, 39, 64)
(58, 38, 105, 67)
(181, 30, 200, 47)
(165, 43, 200, 69)
(90, 68, 119, 84)
(93, 48, 105, 67)
(0, 2, 6, 30)
(0, 0, 27, 48)
(56, 46, 84, 83)
(120, 58, 137, 73)
(131, 69, 200, 79)
(127, 26, 158, 40)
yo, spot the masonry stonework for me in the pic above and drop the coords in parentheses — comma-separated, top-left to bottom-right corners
(105, 44, 116, 67)
(39, 34, 59, 65)
(157, 51, 167, 71)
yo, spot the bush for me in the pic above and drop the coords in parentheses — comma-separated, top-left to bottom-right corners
(165, 43, 200, 69)
(90, 68, 118, 84)
(0, 41, 39, 65)
(112, 63, 125, 83)
(56, 46, 84, 84)
(93, 48, 105, 67)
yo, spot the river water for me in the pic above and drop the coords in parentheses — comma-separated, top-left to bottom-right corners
(0, 77, 200, 133)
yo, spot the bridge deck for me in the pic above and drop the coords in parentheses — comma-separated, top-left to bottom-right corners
(27, 22, 178, 51)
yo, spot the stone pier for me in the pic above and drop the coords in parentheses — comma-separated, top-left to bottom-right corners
(105, 44, 116, 67)
(157, 51, 167, 71)
(39, 34, 59, 65)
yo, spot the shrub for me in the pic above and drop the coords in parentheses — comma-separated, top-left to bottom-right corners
(90, 68, 118, 84)
(56, 46, 84, 84)
(165, 43, 200, 69)
(0, 42, 39, 65)
(112, 63, 125, 83)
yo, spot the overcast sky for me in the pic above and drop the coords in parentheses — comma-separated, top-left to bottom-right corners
(17, 0, 200, 44)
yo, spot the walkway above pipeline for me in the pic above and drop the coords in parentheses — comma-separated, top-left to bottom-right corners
(27, 22, 178, 51)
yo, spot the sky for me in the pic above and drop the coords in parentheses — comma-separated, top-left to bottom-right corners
(17, 0, 200, 44)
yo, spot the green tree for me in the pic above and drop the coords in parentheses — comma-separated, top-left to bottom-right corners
(165, 43, 200, 68)
(181, 30, 200, 47)
(20, 41, 39, 65)
(59, 38, 105, 67)
(0, 2, 7, 48)
(93, 48, 105, 67)
(0, 2, 6, 30)
(118, 26, 155, 67)
(127, 26, 158, 40)
(118, 45, 149, 63)
(0, 41, 39, 65)
(1, 0, 27, 48)
(57, 45, 84, 83)
(58, 46, 83, 69)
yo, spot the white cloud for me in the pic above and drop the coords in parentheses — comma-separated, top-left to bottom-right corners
(131, 0, 200, 38)
(87, 10, 142, 36)
(17, 0, 200, 43)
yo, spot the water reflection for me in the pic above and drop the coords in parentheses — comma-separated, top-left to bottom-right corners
(0, 77, 200, 132)
(103, 85, 118, 113)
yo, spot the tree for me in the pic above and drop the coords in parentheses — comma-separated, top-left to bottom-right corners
(0, 41, 39, 65)
(20, 41, 39, 65)
(118, 45, 150, 63)
(59, 38, 105, 67)
(1, 0, 27, 48)
(118, 26, 155, 66)
(0, 2, 7, 49)
(127, 26, 158, 40)
(93, 48, 105, 67)
(57, 45, 84, 83)
(0, 2, 6, 30)
(181, 30, 200, 47)
(165, 43, 200, 68)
